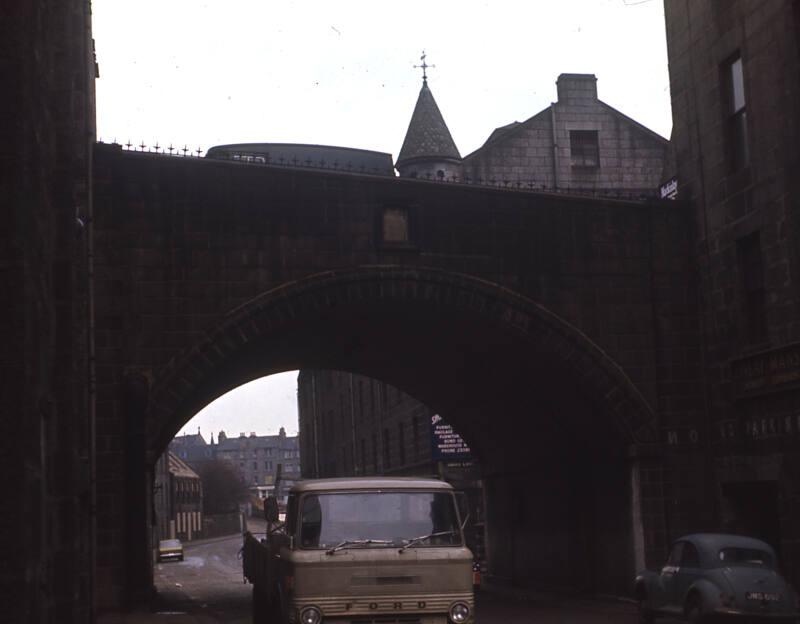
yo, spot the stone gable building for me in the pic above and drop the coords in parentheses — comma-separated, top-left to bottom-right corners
(396, 72, 670, 199)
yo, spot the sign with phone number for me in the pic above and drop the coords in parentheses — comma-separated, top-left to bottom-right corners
(430, 414, 471, 461)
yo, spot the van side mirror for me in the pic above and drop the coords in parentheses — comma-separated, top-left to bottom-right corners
(264, 495, 279, 523)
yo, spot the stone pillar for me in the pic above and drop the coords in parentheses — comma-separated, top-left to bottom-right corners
(123, 372, 154, 607)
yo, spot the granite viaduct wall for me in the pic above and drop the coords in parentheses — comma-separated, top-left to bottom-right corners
(91, 144, 702, 605)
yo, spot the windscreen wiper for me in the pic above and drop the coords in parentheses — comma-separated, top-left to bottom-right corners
(398, 530, 457, 553)
(325, 539, 392, 555)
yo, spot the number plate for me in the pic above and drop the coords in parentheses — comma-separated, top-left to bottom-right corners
(746, 591, 780, 602)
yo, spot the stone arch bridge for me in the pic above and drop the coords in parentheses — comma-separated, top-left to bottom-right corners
(92, 144, 700, 608)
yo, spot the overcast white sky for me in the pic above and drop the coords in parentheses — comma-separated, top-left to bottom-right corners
(92, 0, 672, 438)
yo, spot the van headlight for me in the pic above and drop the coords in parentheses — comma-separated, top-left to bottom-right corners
(449, 602, 470, 623)
(300, 606, 321, 624)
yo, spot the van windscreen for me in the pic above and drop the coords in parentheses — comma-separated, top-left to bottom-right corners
(299, 491, 461, 550)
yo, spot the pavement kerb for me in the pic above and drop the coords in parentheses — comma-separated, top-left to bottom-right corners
(480, 581, 636, 611)
(178, 532, 245, 548)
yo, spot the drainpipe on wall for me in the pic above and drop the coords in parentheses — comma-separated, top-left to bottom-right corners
(550, 104, 560, 191)
(349, 373, 358, 475)
(311, 372, 320, 477)
(376, 382, 385, 475)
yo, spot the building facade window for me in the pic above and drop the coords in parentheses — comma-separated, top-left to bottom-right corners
(569, 130, 600, 168)
(723, 53, 749, 172)
(737, 231, 766, 344)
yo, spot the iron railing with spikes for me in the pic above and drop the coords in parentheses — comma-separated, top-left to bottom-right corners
(97, 139, 664, 201)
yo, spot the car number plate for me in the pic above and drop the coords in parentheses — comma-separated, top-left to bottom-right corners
(746, 591, 780, 602)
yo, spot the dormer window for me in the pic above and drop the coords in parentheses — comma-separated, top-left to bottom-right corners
(570, 130, 600, 168)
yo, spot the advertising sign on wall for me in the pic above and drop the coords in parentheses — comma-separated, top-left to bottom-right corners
(430, 414, 471, 461)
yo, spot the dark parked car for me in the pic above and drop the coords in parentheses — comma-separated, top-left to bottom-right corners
(634, 533, 799, 622)
(157, 538, 184, 563)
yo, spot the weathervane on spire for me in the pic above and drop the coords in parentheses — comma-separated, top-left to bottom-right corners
(414, 50, 435, 84)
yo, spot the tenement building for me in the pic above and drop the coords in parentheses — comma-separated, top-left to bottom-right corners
(213, 428, 301, 498)
(663, 0, 800, 585)
(169, 428, 301, 498)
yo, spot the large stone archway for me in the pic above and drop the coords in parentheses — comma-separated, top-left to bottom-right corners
(148, 266, 656, 454)
(140, 266, 658, 595)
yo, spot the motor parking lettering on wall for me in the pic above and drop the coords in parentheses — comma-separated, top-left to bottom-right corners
(731, 343, 800, 396)
(665, 427, 700, 445)
(715, 414, 800, 441)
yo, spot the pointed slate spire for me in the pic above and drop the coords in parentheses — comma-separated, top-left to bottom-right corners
(396, 56, 461, 178)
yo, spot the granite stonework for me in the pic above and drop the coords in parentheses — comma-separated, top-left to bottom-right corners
(1, 1, 96, 623)
(8, 0, 800, 618)
(664, 0, 800, 587)
(89, 146, 697, 599)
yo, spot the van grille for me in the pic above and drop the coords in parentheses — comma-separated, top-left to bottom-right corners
(291, 592, 471, 619)
(326, 617, 447, 624)
(351, 576, 420, 586)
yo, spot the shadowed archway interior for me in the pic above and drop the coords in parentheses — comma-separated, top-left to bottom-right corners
(146, 267, 656, 594)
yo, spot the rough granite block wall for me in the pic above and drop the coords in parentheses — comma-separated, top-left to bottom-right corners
(1, 1, 95, 622)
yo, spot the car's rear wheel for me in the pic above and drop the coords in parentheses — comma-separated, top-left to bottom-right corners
(636, 595, 655, 623)
(634, 585, 654, 624)
(685, 596, 704, 623)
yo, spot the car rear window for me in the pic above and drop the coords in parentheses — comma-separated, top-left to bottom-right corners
(718, 547, 774, 568)
(161, 539, 181, 548)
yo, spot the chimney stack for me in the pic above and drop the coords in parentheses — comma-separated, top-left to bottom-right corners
(556, 73, 598, 103)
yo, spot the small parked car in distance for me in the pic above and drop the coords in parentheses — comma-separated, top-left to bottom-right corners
(634, 533, 799, 622)
(157, 538, 184, 563)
